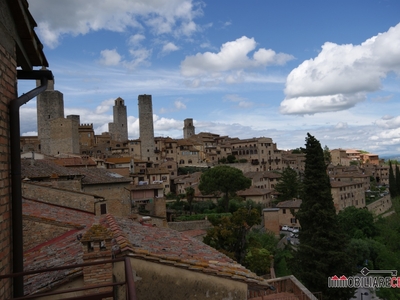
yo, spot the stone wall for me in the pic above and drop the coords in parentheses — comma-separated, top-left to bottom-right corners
(22, 182, 98, 213)
(168, 220, 211, 231)
(0, 1, 17, 296)
(114, 258, 248, 300)
(82, 183, 131, 217)
(50, 116, 80, 155)
(367, 195, 392, 216)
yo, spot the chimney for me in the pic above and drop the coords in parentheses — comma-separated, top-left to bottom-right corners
(80, 223, 114, 297)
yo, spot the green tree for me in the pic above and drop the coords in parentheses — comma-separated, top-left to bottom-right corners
(294, 133, 354, 300)
(227, 154, 236, 163)
(337, 206, 377, 239)
(389, 160, 396, 197)
(274, 166, 301, 201)
(203, 207, 261, 264)
(185, 186, 195, 215)
(396, 164, 400, 197)
(323, 145, 331, 165)
(198, 165, 251, 212)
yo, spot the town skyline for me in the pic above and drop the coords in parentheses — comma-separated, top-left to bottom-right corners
(18, 0, 400, 156)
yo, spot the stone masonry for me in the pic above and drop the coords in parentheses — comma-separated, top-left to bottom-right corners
(183, 118, 195, 139)
(138, 94, 156, 162)
(108, 97, 128, 143)
(36, 80, 64, 155)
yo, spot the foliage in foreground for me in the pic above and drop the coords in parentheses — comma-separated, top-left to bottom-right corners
(294, 133, 354, 300)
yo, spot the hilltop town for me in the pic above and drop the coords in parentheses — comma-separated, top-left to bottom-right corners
(20, 81, 392, 223)
(2, 2, 397, 300)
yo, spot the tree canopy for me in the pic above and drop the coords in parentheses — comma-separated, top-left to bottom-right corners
(198, 165, 251, 212)
(294, 133, 354, 299)
(203, 207, 261, 263)
(274, 166, 301, 202)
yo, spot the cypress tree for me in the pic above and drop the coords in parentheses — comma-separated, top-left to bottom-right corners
(389, 161, 396, 198)
(294, 133, 354, 300)
(396, 164, 400, 197)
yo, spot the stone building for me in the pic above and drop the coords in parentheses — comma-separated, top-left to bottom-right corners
(138, 94, 156, 162)
(0, 0, 50, 297)
(183, 118, 195, 139)
(108, 97, 128, 143)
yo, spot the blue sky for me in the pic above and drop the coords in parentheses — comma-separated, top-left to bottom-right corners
(19, 0, 400, 156)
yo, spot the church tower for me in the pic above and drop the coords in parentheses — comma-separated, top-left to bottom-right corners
(138, 94, 156, 162)
(108, 97, 128, 142)
(183, 118, 195, 139)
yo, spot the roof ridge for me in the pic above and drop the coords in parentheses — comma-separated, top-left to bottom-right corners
(105, 214, 134, 253)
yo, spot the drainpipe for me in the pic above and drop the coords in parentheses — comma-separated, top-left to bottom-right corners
(10, 69, 53, 297)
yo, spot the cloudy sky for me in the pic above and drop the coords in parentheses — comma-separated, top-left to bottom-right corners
(19, 0, 400, 156)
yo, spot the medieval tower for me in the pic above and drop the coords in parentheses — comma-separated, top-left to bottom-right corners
(183, 118, 195, 139)
(36, 79, 64, 155)
(108, 97, 128, 143)
(138, 94, 156, 162)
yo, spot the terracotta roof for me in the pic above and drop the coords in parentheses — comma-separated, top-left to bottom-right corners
(130, 183, 163, 190)
(147, 167, 169, 175)
(69, 167, 132, 185)
(23, 199, 96, 294)
(174, 172, 202, 184)
(104, 214, 270, 287)
(330, 181, 364, 188)
(237, 187, 272, 196)
(21, 159, 82, 179)
(105, 157, 132, 164)
(52, 157, 97, 167)
(276, 199, 302, 208)
(23, 202, 271, 293)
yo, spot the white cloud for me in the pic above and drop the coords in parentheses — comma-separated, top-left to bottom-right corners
(128, 34, 146, 46)
(280, 23, 400, 115)
(28, 0, 202, 48)
(162, 42, 179, 54)
(335, 122, 348, 129)
(375, 115, 400, 129)
(224, 94, 253, 108)
(95, 98, 115, 114)
(98, 49, 122, 66)
(180, 36, 294, 77)
(174, 100, 186, 110)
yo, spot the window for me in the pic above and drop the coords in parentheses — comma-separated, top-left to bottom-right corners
(282, 209, 286, 214)
(100, 204, 107, 215)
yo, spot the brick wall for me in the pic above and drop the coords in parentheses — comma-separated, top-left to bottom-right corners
(0, 1, 17, 296)
(22, 182, 98, 213)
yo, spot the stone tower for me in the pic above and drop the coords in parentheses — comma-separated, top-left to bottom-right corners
(108, 97, 128, 142)
(138, 94, 156, 162)
(49, 115, 80, 155)
(36, 79, 64, 155)
(183, 118, 195, 139)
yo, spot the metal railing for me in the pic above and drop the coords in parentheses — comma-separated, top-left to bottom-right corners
(0, 257, 137, 300)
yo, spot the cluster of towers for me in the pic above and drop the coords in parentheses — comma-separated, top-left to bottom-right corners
(34, 81, 190, 160)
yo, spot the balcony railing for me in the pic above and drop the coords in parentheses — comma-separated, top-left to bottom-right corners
(0, 257, 137, 300)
